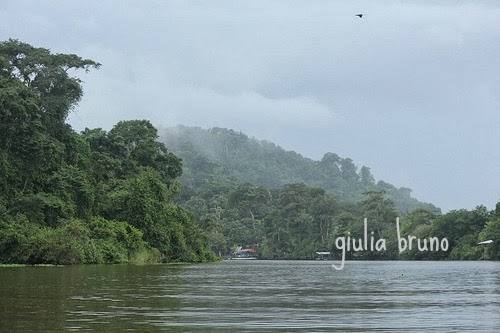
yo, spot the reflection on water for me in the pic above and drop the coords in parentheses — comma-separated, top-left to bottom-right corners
(1, 261, 499, 332)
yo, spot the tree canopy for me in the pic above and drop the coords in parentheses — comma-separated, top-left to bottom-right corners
(0, 40, 215, 264)
(1, 39, 498, 264)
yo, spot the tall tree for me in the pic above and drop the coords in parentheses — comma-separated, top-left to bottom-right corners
(0, 39, 100, 136)
(360, 190, 398, 258)
(360, 166, 375, 188)
(0, 39, 99, 200)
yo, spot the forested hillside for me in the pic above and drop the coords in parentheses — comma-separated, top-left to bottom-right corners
(159, 126, 499, 261)
(0, 40, 215, 264)
(160, 125, 439, 213)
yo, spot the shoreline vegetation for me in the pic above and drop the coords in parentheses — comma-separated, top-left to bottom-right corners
(0, 264, 63, 267)
(0, 261, 208, 268)
(1, 40, 499, 265)
(0, 257, 496, 269)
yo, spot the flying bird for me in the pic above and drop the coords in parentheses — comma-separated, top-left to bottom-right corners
(355, 14, 363, 18)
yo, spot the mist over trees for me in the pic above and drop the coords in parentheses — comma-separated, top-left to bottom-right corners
(160, 126, 499, 260)
(160, 126, 440, 213)
(1, 39, 498, 264)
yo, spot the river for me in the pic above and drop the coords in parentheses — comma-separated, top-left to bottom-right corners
(0, 260, 499, 332)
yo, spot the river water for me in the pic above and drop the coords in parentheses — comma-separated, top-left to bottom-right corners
(0, 260, 498, 332)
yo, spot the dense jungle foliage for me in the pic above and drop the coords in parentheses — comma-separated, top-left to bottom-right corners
(1, 40, 498, 264)
(0, 39, 215, 264)
(160, 128, 499, 261)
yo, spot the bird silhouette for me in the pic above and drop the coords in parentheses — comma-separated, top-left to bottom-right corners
(355, 14, 363, 18)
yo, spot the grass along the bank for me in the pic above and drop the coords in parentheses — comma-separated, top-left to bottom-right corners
(0, 264, 64, 268)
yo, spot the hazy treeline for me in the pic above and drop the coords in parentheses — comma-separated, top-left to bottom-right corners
(161, 127, 500, 260)
(0, 39, 215, 264)
(160, 125, 440, 213)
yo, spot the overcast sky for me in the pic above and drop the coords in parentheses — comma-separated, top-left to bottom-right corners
(1, 0, 499, 212)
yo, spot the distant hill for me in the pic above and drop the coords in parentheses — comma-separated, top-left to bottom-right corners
(159, 125, 440, 214)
